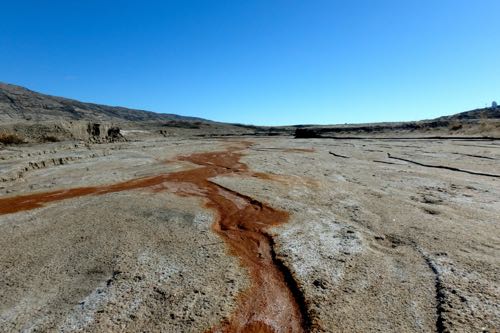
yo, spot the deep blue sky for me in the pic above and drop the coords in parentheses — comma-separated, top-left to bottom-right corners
(1, 1, 499, 125)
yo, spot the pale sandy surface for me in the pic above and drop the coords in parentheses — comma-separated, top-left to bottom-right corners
(1, 137, 499, 332)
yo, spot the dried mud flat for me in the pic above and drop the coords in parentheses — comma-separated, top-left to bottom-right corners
(0, 137, 499, 332)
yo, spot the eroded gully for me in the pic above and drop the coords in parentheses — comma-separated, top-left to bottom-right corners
(0, 142, 309, 333)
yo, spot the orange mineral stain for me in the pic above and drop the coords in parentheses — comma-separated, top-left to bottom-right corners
(0, 142, 308, 332)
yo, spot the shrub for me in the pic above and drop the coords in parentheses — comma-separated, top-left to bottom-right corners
(41, 135, 59, 142)
(0, 132, 24, 144)
(448, 120, 463, 131)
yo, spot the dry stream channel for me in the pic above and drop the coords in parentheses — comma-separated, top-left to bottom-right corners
(0, 142, 308, 333)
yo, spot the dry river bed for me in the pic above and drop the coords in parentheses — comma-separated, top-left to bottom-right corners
(0, 137, 499, 332)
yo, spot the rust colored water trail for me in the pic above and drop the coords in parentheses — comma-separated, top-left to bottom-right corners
(0, 143, 308, 332)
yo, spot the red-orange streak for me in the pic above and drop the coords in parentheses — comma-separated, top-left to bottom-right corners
(0, 144, 306, 333)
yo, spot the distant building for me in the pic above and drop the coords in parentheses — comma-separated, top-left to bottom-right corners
(493, 101, 498, 109)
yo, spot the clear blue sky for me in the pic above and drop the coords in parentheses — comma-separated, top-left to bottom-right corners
(1, 1, 499, 125)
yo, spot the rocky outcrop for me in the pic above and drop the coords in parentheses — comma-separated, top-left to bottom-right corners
(0, 121, 125, 144)
(0, 151, 108, 182)
(82, 122, 124, 143)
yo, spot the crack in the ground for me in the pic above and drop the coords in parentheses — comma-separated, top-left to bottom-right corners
(450, 152, 496, 160)
(264, 232, 313, 331)
(375, 234, 449, 333)
(328, 151, 350, 158)
(416, 248, 448, 333)
(387, 153, 500, 178)
(208, 180, 311, 331)
(372, 160, 399, 165)
(207, 181, 265, 210)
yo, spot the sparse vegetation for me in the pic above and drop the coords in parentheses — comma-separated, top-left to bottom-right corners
(41, 135, 59, 143)
(162, 120, 202, 129)
(449, 119, 463, 131)
(0, 132, 25, 144)
(479, 111, 494, 133)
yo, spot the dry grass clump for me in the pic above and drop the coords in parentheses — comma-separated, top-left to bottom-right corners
(41, 135, 59, 143)
(0, 132, 25, 144)
(448, 119, 463, 131)
(479, 120, 500, 135)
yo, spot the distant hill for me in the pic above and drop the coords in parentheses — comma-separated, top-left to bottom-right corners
(0, 82, 209, 123)
(434, 107, 500, 121)
(293, 106, 500, 139)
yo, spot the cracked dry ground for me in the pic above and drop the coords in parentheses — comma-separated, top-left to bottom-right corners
(1, 137, 499, 332)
